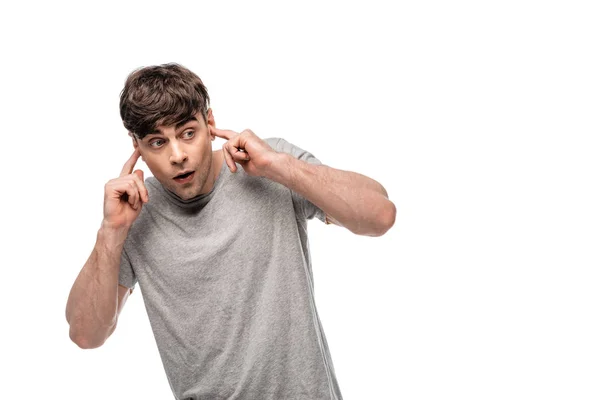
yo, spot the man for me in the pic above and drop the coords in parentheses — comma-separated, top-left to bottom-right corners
(65, 63, 395, 400)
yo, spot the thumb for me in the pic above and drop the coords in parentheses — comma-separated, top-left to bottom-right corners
(133, 169, 144, 181)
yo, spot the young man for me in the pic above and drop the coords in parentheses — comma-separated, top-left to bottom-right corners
(65, 63, 395, 400)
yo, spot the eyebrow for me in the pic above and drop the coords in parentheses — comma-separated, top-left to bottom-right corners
(149, 116, 198, 136)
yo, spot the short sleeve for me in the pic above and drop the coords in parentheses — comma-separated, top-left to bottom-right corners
(119, 249, 137, 291)
(270, 137, 327, 223)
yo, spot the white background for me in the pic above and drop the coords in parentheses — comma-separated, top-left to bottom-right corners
(1, 1, 598, 399)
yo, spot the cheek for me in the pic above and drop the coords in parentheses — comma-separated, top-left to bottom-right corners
(141, 156, 162, 175)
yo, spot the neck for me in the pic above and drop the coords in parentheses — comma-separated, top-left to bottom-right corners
(202, 149, 223, 193)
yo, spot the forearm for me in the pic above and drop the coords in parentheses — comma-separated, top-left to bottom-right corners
(265, 153, 396, 236)
(65, 222, 128, 348)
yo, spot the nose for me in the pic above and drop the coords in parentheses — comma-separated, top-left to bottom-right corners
(169, 143, 188, 165)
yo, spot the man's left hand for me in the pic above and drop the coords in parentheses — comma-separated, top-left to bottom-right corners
(209, 125, 278, 177)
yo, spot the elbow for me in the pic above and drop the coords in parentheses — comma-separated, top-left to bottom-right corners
(352, 200, 396, 237)
(374, 200, 396, 237)
(69, 326, 109, 350)
(73, 339, 102, 350)
(70, 335, 102, 350)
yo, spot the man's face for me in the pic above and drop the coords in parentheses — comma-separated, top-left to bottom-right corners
(132, 109, 217, 200)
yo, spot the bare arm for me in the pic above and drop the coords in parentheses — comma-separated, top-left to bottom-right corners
(66, 147, 148, 349)
(265, 153, 396, 236)
(65, 224, 131, 349)
(211, 126, 396, 236)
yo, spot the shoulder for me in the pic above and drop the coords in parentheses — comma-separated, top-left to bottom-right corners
(144, 176, 163, 198)
(263, 137, 283, 151)
(262, 137, 305, 156)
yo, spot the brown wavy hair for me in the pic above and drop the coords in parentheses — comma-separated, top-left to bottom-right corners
(119, 63, 210, 140)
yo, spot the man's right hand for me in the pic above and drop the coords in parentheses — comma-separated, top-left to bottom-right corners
(102, 148, 149, 229)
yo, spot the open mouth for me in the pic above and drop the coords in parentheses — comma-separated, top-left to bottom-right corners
(174, 171, 195, 183)
(175, 172, 193, 179)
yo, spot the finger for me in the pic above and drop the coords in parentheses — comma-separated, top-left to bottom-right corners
(223, 144, 237, 173)
(222, 134, 247, 156)
(222, 144, 237, 173)
(116, 180, 139, 210)
(128, 181, 139, 210)
(132, 170, 149, 203)
(120, 148, 141, 178)
(231, 148, 249, 161)
(210, 125, 238, 141)
(131, 170, 148, 203)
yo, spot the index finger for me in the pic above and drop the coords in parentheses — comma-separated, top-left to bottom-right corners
(209, 125, 238, 141)
(120, 148, 141, 177)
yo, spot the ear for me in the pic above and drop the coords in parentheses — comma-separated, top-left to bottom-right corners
(129, 132, 139, 148)
(206, 108, 216, 141)
(129, 132, 145, 162)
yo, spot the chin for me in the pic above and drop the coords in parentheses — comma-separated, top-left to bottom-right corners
(175, 182, 202, 200)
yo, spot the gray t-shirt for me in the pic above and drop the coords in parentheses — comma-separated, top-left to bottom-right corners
(119, 137, 344, 400)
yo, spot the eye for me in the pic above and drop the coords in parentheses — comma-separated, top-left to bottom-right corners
(149, 139, 164, 148)
(183, 130, 195, 139)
